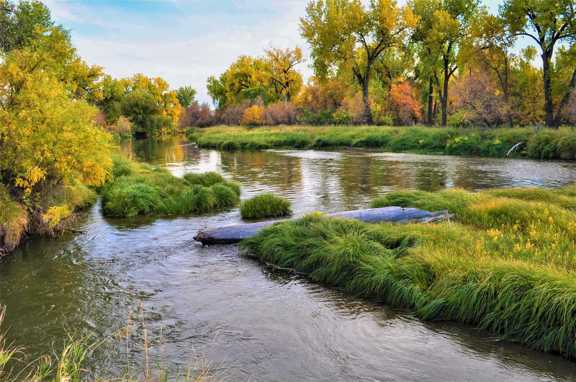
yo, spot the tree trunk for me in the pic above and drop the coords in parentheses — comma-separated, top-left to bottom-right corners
(427, 78, 434, 125)
(194, 207, 452, 245)
(542, 52, 555, 127)
(441, 63, 449, 127)
(362, 77, 373, 125)
(553, 66, 576, 127)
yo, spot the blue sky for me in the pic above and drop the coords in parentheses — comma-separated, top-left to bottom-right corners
(43, 0, 504, 104)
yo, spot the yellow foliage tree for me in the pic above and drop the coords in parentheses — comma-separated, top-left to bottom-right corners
(0, 30, 113, 199)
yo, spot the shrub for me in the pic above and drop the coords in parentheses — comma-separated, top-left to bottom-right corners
(263, 102, 298, 125)
(240, 194, 292, 220)
(241, 105, 265, 126)
(389, 82, 422, 125)
(181, 101, 215, 128)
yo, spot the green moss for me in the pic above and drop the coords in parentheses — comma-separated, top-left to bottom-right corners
(101, 158, 240, 218)
(243, 185, 576, 358)
(240, 193, 292, 220)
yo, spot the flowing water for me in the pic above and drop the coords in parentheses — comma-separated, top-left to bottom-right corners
(2, 138, 576, 381)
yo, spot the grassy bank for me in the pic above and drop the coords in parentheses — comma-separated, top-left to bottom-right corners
(0, 181, 98, 255)
(243, 185, 576, 358)
(192, 125, 576, 160)
(101, 156, 240, 218)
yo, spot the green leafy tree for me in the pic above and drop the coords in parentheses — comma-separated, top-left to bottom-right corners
(501, 0, 576, 126)
(208, 51, 303, 109)
(0, 0, 54, 53)
(301, 0, 417, 124)
(410, 0, 479, 126)
(176, 86, 197, 108)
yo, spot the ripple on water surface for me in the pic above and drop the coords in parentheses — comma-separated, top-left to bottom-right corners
(2, 140, 576, 381)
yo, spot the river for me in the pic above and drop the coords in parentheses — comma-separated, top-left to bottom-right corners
(2, 138, 576, 381)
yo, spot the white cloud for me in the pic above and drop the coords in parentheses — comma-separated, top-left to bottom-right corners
(45, 0, 312, 104)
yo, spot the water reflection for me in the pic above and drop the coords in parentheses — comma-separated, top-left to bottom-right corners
(1, 138, 576, 381)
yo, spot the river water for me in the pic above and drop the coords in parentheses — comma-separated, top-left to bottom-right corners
(2, 138, 576, 381)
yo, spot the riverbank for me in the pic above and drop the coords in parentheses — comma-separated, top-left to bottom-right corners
(192, 125, 576, 160)
(242, 184, 576, 359)
(0, 155, 241, 256)
(0, 182, 97, 255)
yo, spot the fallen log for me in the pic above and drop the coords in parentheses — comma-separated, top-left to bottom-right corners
(194, 207, 451, 245)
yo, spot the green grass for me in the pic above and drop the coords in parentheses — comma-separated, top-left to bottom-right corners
(240, 194, 292, 220)
(193, 125, 576, 160)
(101, 156, 240, 218)
(243, 184, 576, 359)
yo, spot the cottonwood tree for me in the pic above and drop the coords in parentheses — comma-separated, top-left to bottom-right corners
(207, 51, 303, 108)
(501, 0, 576, 127)
(301, 0, 418, 124)
(410, 0, 479, 126)
(265, 47, 304, 102)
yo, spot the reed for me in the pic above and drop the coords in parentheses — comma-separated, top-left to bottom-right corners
(243, 185, 576, 358)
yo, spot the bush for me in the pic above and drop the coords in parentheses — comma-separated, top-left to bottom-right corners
(240, 194, 292, 220)
(101, 159, 240, 218)
(263, 102, 298, 125)
(241, 105, 265, 126)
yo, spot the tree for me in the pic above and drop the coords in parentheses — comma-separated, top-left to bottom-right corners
(411, 0, 479, 126)
(0, 35, 112, 199)
(501, 0, 576, 127)
(301, 0, 417, 124)
(468, 12, 515, 126)
(265, 47, 304, 102)
(120, 74, 182, 137)
(0, 0, 54, 53)
(176, 86, 197, 108)
(207, 50, 304, 109)
(207, 56, 269, 108)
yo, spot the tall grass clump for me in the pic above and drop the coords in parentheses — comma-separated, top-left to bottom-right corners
(240, 194, 292, 220)
(243, 184, 576, 358)
(101, 157, 240, 218)
(195, 125, 576, 161)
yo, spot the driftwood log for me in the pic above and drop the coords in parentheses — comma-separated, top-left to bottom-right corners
(194, 207, 451, 245)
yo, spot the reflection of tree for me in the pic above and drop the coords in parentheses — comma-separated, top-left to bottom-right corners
(130, 137, 186, 165)
(414, 163, 448, 191)
(338, 156, 423, 206)
(220, 151, 302, 192)
(452, 160, 509, 190)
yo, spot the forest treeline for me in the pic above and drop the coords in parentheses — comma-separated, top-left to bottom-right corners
(190, 0, 576, 128)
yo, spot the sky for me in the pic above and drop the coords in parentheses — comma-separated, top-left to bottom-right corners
(42, 0, 504, 105)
